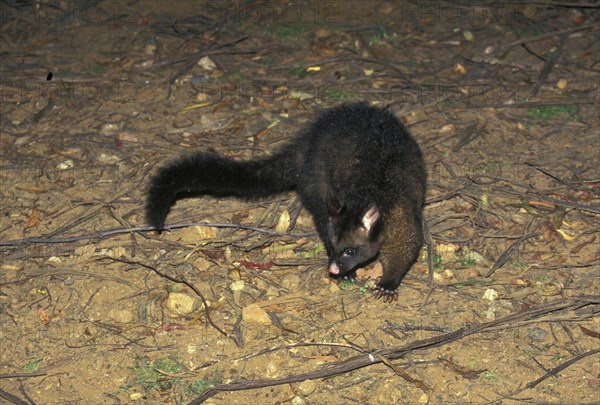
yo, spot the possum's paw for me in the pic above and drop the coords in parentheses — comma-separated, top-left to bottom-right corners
(341, 272, 357, 280)
(374, 284, 398, 303)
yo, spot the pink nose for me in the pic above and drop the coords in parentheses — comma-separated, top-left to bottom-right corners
(328, 262, 340, 275)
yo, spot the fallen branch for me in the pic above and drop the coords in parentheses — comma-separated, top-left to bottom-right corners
(525, 348, 600, 389)
(528, 33, 568, 97)
(0, 388, 28, 405)
(0, 222, 315, 247)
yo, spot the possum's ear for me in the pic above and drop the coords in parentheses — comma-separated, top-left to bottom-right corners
(326, 191, 344, 215)
(361, 203, 380, 231)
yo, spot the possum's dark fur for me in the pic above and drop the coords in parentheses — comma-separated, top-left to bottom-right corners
(146, 103, 426, 301)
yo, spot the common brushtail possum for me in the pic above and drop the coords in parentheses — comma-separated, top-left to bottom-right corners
(146, 103, 426, 302)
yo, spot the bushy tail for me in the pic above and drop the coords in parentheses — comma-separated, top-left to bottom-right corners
(146, 149, 297, 230)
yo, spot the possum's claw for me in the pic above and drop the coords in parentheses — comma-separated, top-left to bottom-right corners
(374, 285, 398, 303)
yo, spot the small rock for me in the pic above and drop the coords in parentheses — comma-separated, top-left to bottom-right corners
(528, 327, 547, 341)
(197, 56, 217, 71)
(484, 302, 497, 320)
(436, 243, 459, 262)
(230, 280, 245, 292)
(166, 292, 200, 316)
(109, 308, 133, 323)
(57, 159, 74, 170)
(266, 361, 278, 378)
(291, 396, 307, 405)
(482, 288, 498, 302)
(443, 269, 455, 279)
(100, 123, 119, 136)
(297, 380, 316, 396)
(242, 304, 271, 325)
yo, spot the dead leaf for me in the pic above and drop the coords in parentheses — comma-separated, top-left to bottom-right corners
(197, 56, 217, 71)
(289, 90, 314, 101)
(26, 206, 39, 228)
(439, 356, 486, 380)
(582, 254, 599, 263)
(571, 235, 595, 254)
(579, 325, 600, 339)
(510, 278, 531, 286)
(37, 305, 50, 325)
(155, 322, 187, 334)
(310, 28, 340, 57)
(16, 185, 45, 193)
(275, 210, 290, 233)
(539, 221, 558, 243)
(255, 128, 270, 139)
(117, 132, 139, 143)
(256, 97, 274, 110)
(237, 260, 272, 270)
(454, 63, 467, 74)
(556, 228, 577, 241)
(212, 98, 233, 114)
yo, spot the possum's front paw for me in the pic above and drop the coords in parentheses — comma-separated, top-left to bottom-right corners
(374, 285, 398, 302)
(374, 278, 399, 302)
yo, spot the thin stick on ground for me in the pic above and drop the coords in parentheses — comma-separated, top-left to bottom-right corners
(0, 222, 315, 247)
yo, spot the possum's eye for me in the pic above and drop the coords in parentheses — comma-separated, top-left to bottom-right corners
(343, 248, 356, 257)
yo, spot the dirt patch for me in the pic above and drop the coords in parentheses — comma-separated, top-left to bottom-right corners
(1, 1, 599, 404)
